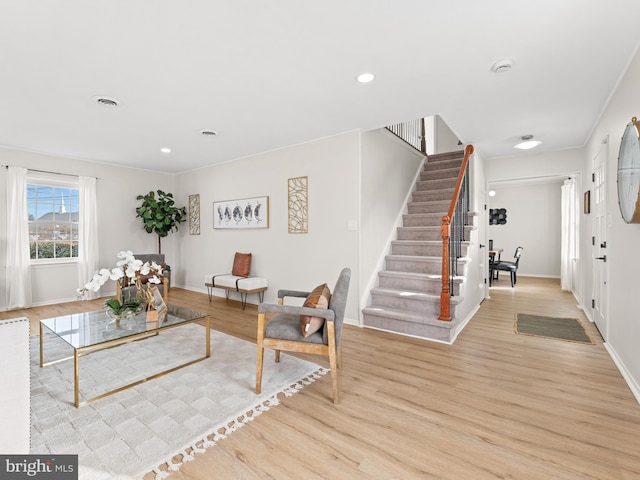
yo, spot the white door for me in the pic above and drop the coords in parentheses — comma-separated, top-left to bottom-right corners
(592, 139, 608, 340)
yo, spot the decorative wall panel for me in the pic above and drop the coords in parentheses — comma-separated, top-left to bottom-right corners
(189, 194, 200, 235)
(288, 176, 308, 234)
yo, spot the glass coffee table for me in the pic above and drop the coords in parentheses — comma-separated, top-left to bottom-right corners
(39, 304, 210, 407)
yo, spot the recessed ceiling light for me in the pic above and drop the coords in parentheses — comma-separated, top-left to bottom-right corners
(160, 147, 171, 154)
(356, 72, 375, 83)
(514, 135, 542, 150)
(489, 190, 496, 197)
(491, 58, 514, 73)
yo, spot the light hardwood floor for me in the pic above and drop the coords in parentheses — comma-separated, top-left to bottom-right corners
(5, 277, 640, 479)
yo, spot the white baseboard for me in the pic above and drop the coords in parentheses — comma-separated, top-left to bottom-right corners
(578, 304, 593, 323)
(451, 303, 481, 343)
(517, 273, 561, 279)
(603, 342, 640, 405)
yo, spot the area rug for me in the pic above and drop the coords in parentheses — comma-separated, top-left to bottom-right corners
(30, 323, 326, 479)
(514, 313, 595, 345)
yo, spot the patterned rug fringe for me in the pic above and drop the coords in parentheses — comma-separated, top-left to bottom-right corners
(151, 367, 328, 479)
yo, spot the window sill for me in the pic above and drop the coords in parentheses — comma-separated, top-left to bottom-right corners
(31, 259, 79, 268)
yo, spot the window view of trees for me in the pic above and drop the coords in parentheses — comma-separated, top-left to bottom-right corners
(27, 184, 79, 259)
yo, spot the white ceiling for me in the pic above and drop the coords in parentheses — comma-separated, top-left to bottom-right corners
(1, 1, 640, 174)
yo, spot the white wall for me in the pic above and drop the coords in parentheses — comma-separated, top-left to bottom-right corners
(175, 132, 362, 323)
(434, 115, 461, 154)
(582, 45, 640, 399)
(469, 149, 489, 301)
(486, 148, 584, 182)
(0, 147, 176, 308)
(488, 180, 564, 278)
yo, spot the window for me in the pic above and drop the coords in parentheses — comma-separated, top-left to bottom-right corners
(27, 182, 79, 260)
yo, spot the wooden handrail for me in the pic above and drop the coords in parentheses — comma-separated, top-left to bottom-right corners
(439, 144, 474, 321)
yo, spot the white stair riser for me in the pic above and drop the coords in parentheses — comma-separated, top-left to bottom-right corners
(370, 294, 440, 315)
(397, 228, 442, 241)
(403, 214, 474, 228)
(391, 242, 468, 257)
(362, 311, 456, 343)
(427, 151, 465, 161)
(402, 214, 443, 227)
(377, 274, 461, 295)
(385, 257, 468, 276)
(397, 225, 473, 241)
(423, 159, 463, 172)
(407, 202, 450, 214)
(420, 167, 461, 181)
(411, 190, 454, 202)
(416, 179, 457, 191)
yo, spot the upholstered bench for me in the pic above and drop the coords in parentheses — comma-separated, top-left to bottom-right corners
(205, 274, 268, 309)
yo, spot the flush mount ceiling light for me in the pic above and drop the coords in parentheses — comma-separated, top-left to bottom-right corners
(491, 58, 514, 73)
(356, 72, 375, 83)
(160, 147, 171, 154)
(514, 135, 542, 150)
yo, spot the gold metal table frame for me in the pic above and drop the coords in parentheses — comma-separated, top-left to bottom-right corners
(39, 305, 210, 408)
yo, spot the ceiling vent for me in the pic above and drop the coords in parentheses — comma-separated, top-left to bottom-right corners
(491, 58, 514, 73)
(200, 130, 218, 136)
(94, 96, 119, 107)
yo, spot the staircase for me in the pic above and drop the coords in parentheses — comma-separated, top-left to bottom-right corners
(362, 150, 473, 343)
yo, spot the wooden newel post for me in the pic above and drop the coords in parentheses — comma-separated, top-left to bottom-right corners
(439, 215, 452, 321)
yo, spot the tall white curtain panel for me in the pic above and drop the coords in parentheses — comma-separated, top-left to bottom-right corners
(78, 176, 99, 299)
(5, 166, 32, 309)
(560, 178, 577, 291)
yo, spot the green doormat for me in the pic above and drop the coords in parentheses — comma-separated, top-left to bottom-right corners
(515, 313, 595, 345)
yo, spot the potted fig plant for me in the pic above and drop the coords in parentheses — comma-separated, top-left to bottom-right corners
(136, 190, 186, 254)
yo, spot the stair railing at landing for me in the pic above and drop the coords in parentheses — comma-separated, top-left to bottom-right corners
(439, 144, 473, 321)
(386, 118, 426, 153)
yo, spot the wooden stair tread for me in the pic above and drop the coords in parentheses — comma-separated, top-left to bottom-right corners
(379, 270, 465, 282)
(363, 304, 463, 323)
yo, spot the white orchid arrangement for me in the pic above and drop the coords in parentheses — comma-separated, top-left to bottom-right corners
(77, 250, 164, 300)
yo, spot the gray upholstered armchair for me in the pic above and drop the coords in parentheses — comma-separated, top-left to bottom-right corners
(255, 267, 351, 404)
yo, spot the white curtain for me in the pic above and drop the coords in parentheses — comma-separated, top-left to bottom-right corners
(5, 166, 32, 309)
(560, 178, 576, 291)
(78, 176, 99, 299)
